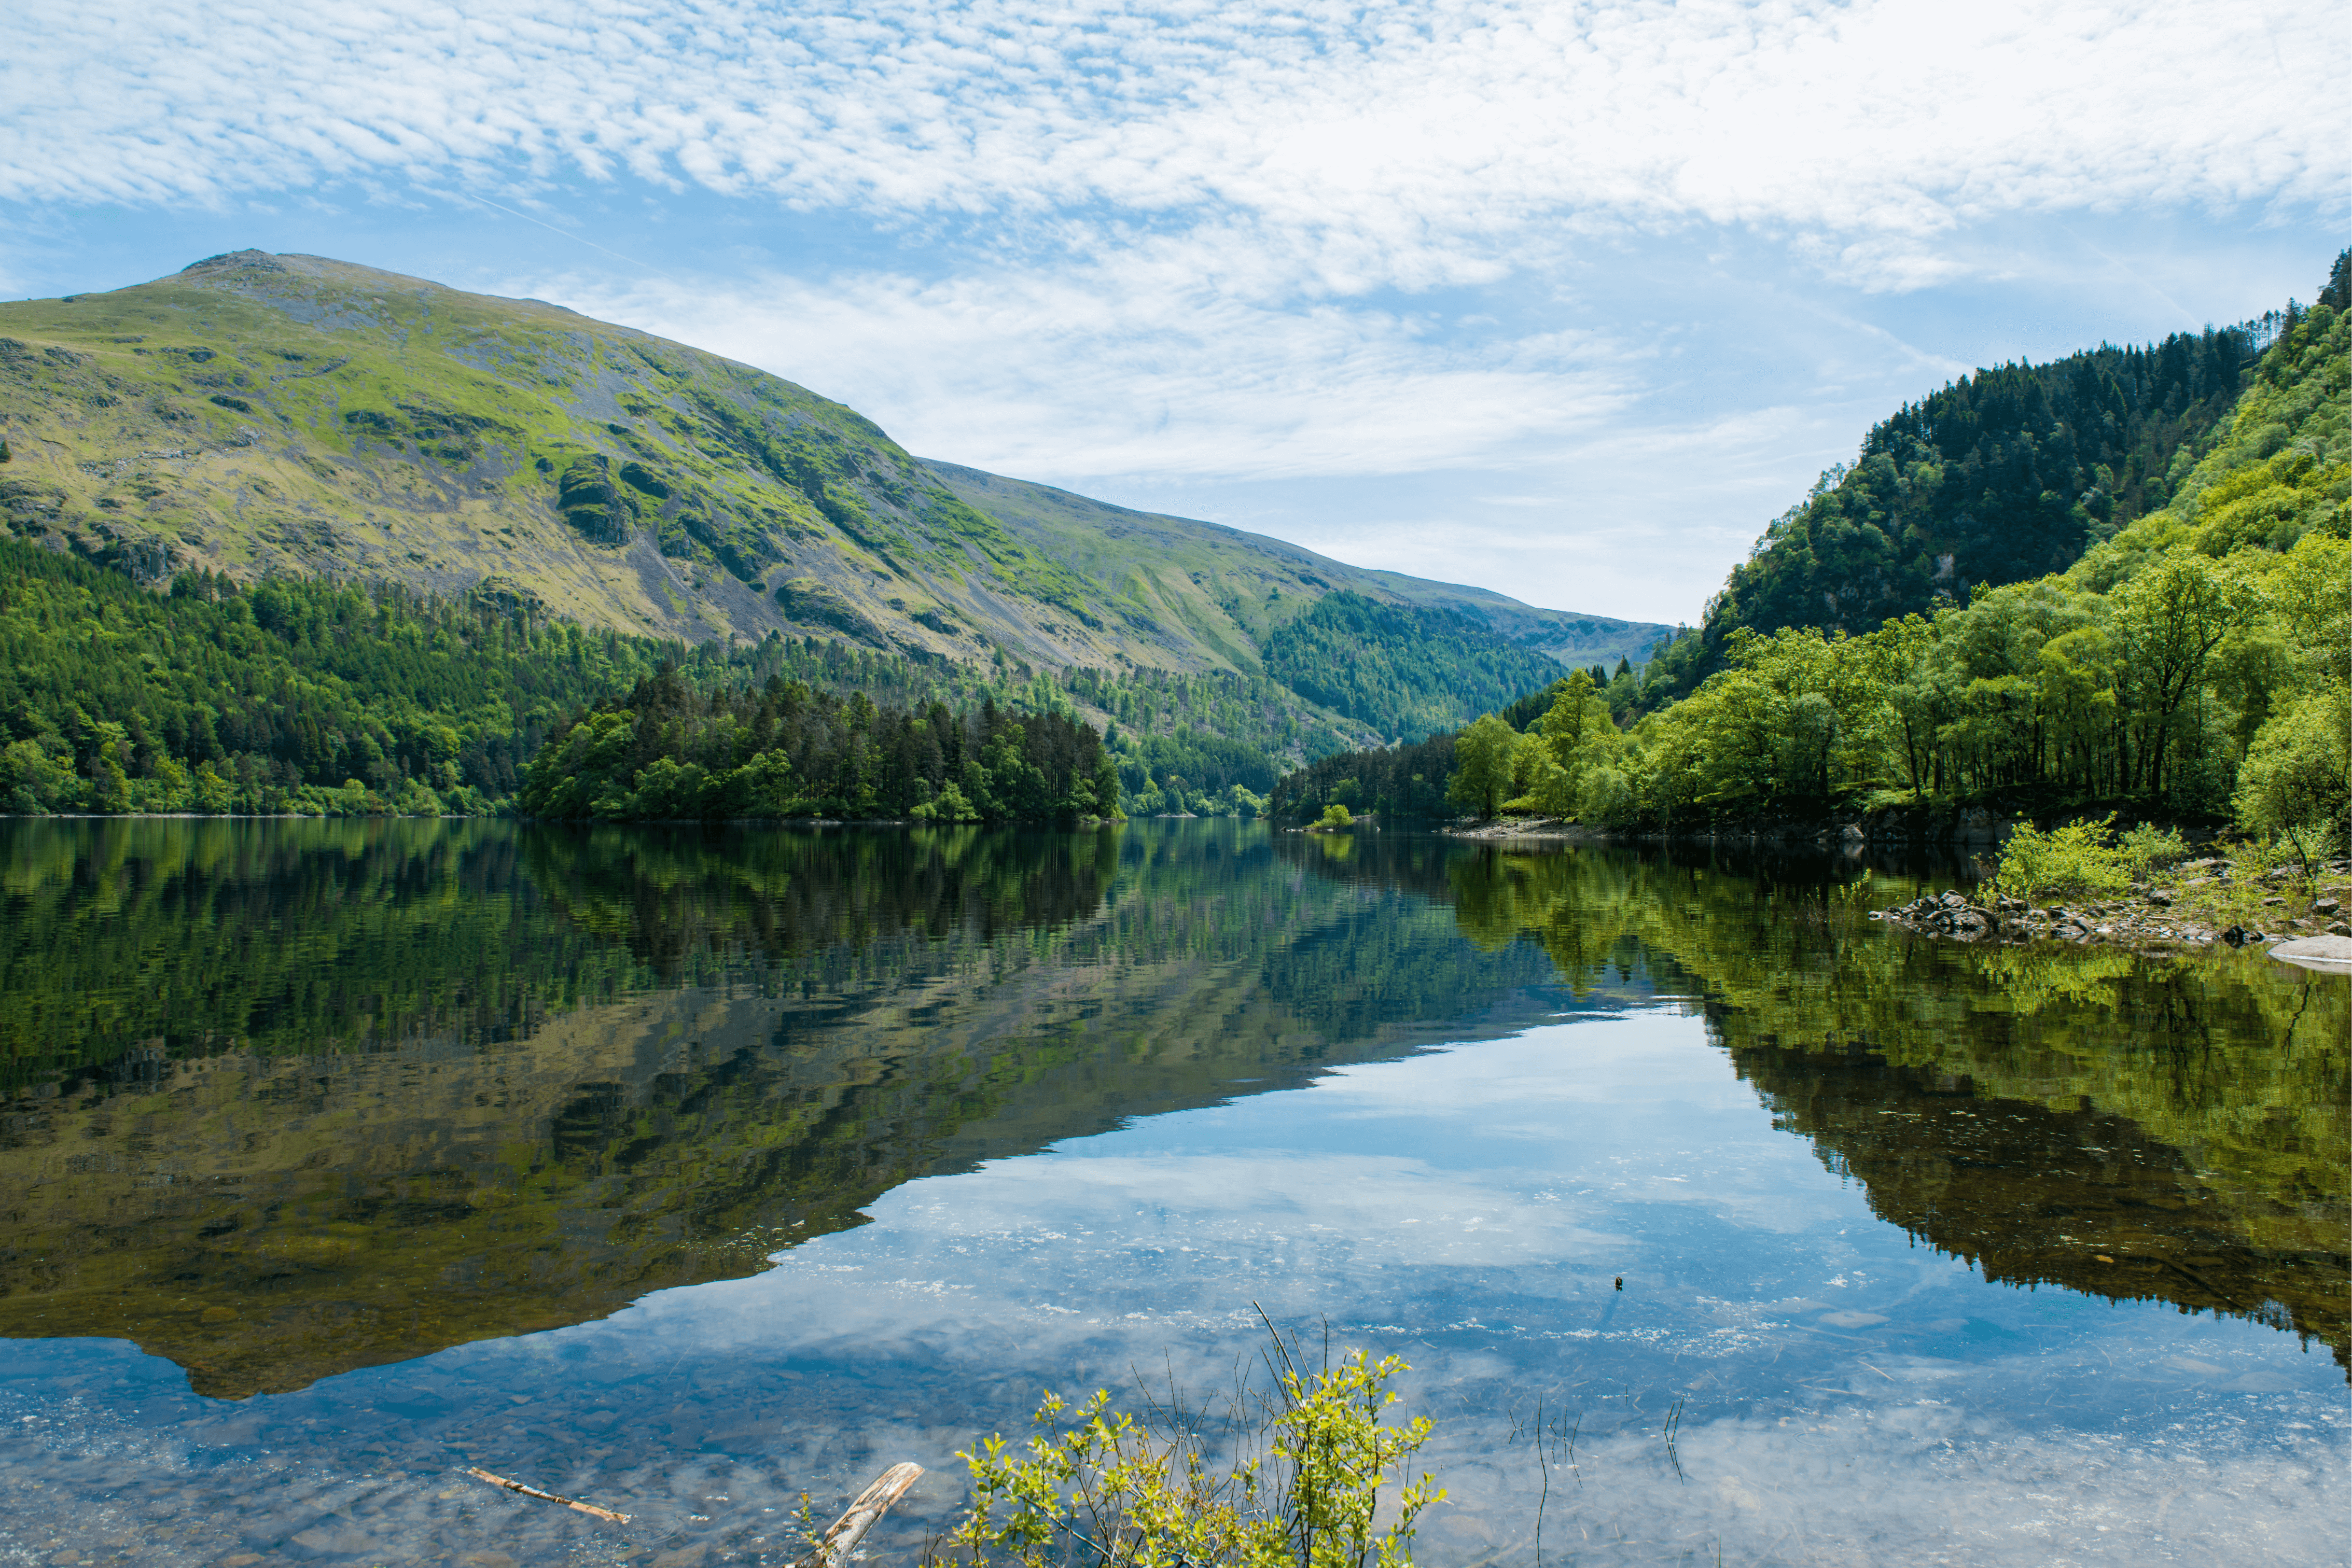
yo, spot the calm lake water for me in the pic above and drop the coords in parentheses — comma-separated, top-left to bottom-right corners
(1, 818, 2343, 1567)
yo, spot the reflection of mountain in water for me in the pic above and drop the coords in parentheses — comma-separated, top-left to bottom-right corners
(10, 822, 2335, 1399)
(0, 820, 1563, 1398)
(1412, 840, 2351, 1368)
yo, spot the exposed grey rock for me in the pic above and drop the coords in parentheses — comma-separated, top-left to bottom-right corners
(2267, 934, 2352, 972)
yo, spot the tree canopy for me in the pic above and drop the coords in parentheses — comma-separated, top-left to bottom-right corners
(1283, 256, 2350, 851)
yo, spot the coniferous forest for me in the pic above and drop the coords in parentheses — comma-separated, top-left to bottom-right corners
(1276, 256, 2349, 845)
(0, 543, 678, 816)
(520, 668, 1122, 822)
(0, 539, 1297, 819)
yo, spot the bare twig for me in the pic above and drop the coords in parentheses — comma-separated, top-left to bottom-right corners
(464, 1466, 632, 1524)
(793, 1462, 926, 1568)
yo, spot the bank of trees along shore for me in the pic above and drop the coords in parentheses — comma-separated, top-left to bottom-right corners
(522, 667, 1122, 823)
(0, 541, 687, 816)
(1285, 257, 2351, 848)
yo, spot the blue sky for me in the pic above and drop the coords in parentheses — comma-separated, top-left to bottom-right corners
(4, 0, 2344, 625)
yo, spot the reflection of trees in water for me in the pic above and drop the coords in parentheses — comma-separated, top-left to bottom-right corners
(0, 815, 648, 1087)
(1738, 1041, 2344, 1368)
(0, 821, 1561, 1397)
(520, 820, 1124, 980)
(1425, 839, 2351, 1366)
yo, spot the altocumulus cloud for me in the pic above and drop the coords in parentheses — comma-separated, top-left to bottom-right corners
(7, 0, 2344, 617)
(11, 0, 2341, 270)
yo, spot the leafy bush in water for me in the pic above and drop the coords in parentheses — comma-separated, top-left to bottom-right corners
(1319, 804, 1353, 829)
(939, 1349, 1443, 1568)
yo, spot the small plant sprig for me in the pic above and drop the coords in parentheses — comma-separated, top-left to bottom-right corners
(936, 1337, 1443, 1568)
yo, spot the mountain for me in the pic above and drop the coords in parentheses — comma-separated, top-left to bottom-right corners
(0, 251, 1664, 727)
(1281, 252, 2347, 830)
(922, 461, 1660, 670)
(1638, 315, 2273, 705)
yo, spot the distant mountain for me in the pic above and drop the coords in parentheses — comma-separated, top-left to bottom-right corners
(0, 251, 1665, 746)
(923, 460, 1661, 671)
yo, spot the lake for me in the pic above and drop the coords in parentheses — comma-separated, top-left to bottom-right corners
(1, 817, 2343, 1566)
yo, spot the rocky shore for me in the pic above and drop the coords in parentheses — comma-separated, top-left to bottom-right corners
(1874, 857, 2352, 953)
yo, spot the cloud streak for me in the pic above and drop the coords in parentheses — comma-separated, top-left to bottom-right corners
(549, 239, 1639, 481)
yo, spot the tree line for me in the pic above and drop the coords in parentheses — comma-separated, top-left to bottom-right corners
(1638, 310, 2272, 707)
(521, 666, 1123, 822)
(1282, 256, 2350, 851)
(0, 534, 1318, 820)
(0, 543, 685, 817)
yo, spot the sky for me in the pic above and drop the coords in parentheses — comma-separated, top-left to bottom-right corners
(4, 1, 2345, 626)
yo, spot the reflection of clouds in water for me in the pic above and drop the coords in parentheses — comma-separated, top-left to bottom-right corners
(2, 1013, 2341, 1565)
(1421, 1397, 2346, 1565)
(1307, 1017, 1755, 1115)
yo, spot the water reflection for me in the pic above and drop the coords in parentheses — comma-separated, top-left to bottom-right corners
(0, 819, 1565, 1397)
(0, 819, 2342, 1566)
(1418, 842, 2348, 1364)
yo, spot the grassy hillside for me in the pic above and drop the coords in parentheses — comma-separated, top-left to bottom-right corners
(0, 251, 1662, 755)
(926, 459, 1666, 672)
(0, 250, 1123, 662)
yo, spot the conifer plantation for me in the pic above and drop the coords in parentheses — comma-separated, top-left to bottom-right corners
(520, 668, 1122, 822)
(0, 541, 679, 815)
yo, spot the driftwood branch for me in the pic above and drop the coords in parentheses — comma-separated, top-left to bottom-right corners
(794, 1462, 926, 1568)
(465, 1465, 633, 1524)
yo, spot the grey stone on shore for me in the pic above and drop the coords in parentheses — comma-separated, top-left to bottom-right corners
(2267, 934, 2352, 973)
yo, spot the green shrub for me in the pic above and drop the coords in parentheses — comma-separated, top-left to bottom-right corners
(1990, 815, 2131, 900)
(1319, 803, 1353, 829)
(939, 1348, 1442, 1568)
(2116, 822, 2191, 878)
(2235, 684, 2351, 875)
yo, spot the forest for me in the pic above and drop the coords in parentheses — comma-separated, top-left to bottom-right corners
(1281, 255, 2350, 848)
(520, 667, 1122, 823)
(0, 537, 1320, 819)
(1637, 313, 2272, 706)
(1259, 591, 1569, 739)
(0, 544, 684, 816)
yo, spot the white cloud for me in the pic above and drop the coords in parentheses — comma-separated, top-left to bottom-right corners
(8, 0, 2339, 621)
(7, 1, 2343, 281)
(544, 235, 1642, 481)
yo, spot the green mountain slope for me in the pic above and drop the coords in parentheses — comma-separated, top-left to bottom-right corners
(1639, 318, 2267, 704)
(0, 251, 1664, 739)
(924, 459, 1665, 673)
